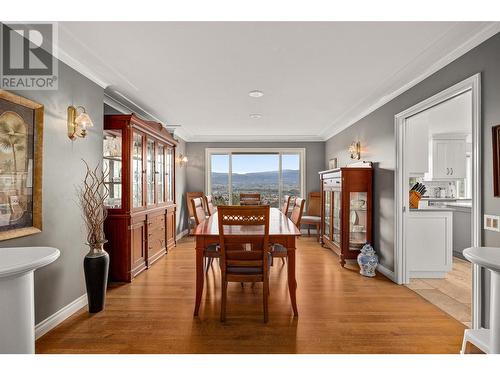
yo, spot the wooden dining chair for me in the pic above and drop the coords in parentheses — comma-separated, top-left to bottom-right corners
(191, 197, 220, 271)
(217, 205, 271, 323)
(186, 191, 204, 235)
(203, 194, 217, 215)
(281, 195, 291, 216)
(271, 198, 305, 265)
(239, 193, 261, 205)
(301, 192, 321, 241)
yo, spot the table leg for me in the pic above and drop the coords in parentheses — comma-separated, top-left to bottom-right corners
(194, 238, 204, 316)
(287, 244, 298, 316)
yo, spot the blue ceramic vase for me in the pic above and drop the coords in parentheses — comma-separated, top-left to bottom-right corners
(357, 243, 378, 277)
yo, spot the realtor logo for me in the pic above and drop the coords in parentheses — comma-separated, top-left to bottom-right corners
(0, 22, 58, 90)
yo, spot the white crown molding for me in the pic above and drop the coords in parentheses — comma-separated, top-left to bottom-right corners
(35, 294, 87, 340)
(320, 22, 500, 141)
(57, 46, 109, 89)
(184, 133, 324, 142)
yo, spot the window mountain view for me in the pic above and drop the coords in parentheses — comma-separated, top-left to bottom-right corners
(211, 169, 300, 206)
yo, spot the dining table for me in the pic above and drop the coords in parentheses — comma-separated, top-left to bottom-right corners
(192, 207, 301, 317)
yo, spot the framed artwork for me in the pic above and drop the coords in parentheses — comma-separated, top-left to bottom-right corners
(328, 158, 338, 170)
(0, 90, 43, 240)
(493, 124, 500, 197)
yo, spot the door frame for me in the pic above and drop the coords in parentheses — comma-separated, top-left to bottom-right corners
(394, 73, 482, 328)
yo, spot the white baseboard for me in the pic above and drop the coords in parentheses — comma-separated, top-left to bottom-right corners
(176, 229, 188, 241)
(35, 294, 87, 340)
(409, 271, 446, 278)
(377, 263, 396, 282)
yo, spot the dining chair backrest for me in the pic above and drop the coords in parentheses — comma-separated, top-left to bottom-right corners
(240, 193, 261, 205)
(191, 197, 206, 225)
(290, 198, 306, 228)
(187, 192, 204, 218)
(307, 192, 321, 216)
(281, 195, 291, 215)
(204, 195, 217, 215)
(217, 205, 270, 273)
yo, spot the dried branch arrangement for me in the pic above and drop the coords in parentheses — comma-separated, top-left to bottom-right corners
(77, 160, 109, 246)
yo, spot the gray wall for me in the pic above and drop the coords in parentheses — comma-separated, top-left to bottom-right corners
(325, 32, 500, 325)
(1, 62, 104, 325)
(184, 141, 325, 228)
(175, 137, 189, 234)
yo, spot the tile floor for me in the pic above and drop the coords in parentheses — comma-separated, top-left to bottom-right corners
(408, 257, 472, 327)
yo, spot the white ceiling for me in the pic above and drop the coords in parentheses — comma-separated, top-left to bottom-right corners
(58, 22, 500, 142)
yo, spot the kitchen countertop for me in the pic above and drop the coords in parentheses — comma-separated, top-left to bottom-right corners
(420, 197, 471, 201)
(446, 202, 472, 208)
(410, 207, 454, 212)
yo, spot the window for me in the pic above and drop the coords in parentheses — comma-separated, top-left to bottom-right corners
(206, 148, 305, 207)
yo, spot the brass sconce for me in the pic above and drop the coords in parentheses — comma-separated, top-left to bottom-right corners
(67, 105, 93, 140)
(349, 141, 361, 160)
(177, 154, 188, 167)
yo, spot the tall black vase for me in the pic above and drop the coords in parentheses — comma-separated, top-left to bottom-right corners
(83, 243, 109, 313)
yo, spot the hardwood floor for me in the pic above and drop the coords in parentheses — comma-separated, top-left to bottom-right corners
(36, 236, 467, 354)
(408, 257, 472, 327)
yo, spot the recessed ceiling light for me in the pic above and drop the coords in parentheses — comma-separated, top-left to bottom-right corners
(248, 90, 264, 98)
(249, 113, 262, 119)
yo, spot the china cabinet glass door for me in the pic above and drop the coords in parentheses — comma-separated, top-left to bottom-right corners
(103, 130, 122, 209)
(146, 139, 155, 206)
(132, 131, 143, 208)
(157, 144, 165, 203)
(349, 192, 367, 252)
(332, 189, 341, 247)
(323, 190, 331, 239)
(166, 147, 174, 202)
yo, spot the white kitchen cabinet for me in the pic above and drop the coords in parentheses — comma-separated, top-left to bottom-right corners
(406, 210, 453, 278)
(426, 135, 466, 180)
(405, 115, 429, 175)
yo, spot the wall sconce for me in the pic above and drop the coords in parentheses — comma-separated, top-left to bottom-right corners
(177, 154, 188, 168)
(349, 141, 361, 160)
(67, 105, 93, 140)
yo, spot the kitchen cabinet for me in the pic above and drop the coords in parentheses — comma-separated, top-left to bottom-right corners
(103, 114, 177, 282)
(319, 163, 373, 266)
(406, 210, 453, 278)
(405, 114, 429, 175)
(426, 136, 466, 180)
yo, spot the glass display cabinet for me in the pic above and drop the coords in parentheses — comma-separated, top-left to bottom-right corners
(103, 114, 177, 282)
(319, 162, 373, 266)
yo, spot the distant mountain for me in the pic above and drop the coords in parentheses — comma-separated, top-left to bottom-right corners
(211, 169, 299, 186)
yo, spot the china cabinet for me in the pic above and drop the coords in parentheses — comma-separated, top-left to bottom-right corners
(103, 114, 177, 282)
(319, 163, 373, 266)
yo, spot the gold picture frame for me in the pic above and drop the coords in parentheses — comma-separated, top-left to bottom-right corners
(0, 89, 43, 240)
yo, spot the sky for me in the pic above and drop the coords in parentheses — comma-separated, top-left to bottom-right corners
(211, 154, 300, 174)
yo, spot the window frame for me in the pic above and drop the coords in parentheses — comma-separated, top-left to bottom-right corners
(205, 147, 306, 206)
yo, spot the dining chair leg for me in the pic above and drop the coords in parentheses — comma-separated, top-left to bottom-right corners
(221, 280, 227, 322)
(316, 223, 320, 241)
(307, 226, 310, 236)
(263, 279, 269, 323)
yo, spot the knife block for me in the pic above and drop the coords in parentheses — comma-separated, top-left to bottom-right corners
(409, 190, 422, 209)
